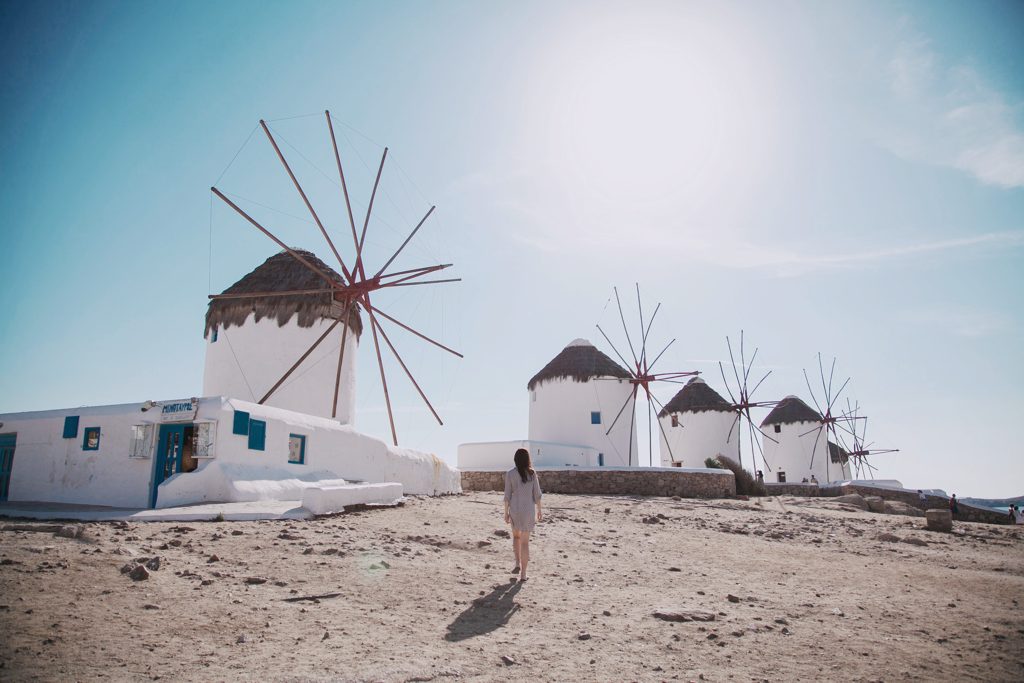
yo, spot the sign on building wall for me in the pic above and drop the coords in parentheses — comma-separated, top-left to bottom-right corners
(161, 400, 197, 422)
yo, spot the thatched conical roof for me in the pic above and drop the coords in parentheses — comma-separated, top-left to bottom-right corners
(658, 377, 733, 418)
(760, 395, 821, 426)
(527, 339, 631, 391)
(205, 249, 362, 339)
(828, 440, 849, 465)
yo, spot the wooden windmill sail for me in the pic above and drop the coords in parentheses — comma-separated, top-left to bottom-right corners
(717, 331, 778, 472)
(209, 112, 462, 446)
(837, 399, 898, 479)
(799, 353, 858, 481)
(595, 285, 698, 467)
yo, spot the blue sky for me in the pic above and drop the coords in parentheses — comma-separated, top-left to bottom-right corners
(1, 1, 1021, 497)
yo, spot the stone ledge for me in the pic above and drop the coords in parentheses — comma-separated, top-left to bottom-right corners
(461, 468, 735, 499)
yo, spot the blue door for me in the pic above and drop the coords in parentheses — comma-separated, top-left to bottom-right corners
(0, 434, 15, 502)
(152, 424, 187, 508)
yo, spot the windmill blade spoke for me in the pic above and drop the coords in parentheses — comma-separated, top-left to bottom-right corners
(368, 305, 464, 358)
(739, 331, 746, 387)
(627, 388, 637, 467)
(258, 319, 340, 404)
(373, 206, 436, 279)
(209, 288, 338, 300)
(596, 324, 636, 376)
(380, 264, 452, 280)
(808, 426, 823, 469)
(380, 265, 451, 286)
(325, 111, 360, 264)
(743, 347, 759, 386)
(211, 188, 341, 286)
(364, 295, 398, 446)
(726, 413, 740, 443)
(647, 391, 653, 466)
(383, 278, 461, 288)
(355, 147, 388, 280)
(636, 284, 645, 369)
(803, 368, 824, 414)
(749, 370, 771, 398)
(371, 314, 443, 426)
(614, 287, 639, 366)
(718, 362, 739, 404)
(757, 423, 779, 444)
(751, 422, 773, 473)
(827, 357, 836, 403)
(726, 337, 744, 395)
(829, 377, 851, 412)
(604, 389, 635, 436)
(652, 396, 676, 463)
(260, 121, 352, 284)
(331, 306, 352, 419)
(646, 338, 675, 373)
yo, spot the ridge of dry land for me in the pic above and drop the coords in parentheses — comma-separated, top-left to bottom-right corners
(1, 492, 1022, 682)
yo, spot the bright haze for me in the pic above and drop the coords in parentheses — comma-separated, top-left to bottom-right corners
(1, 1, 1021, 497)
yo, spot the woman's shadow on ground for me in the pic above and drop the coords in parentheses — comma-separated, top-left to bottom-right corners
(444, 580, 523, 642)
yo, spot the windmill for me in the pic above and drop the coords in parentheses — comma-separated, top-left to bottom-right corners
(595, 285, 699, 467)
(209, 112, 462, 446)
(717, 331, 778, 472)
(800, 353, 858, 482)
(837, 399, 899, 479)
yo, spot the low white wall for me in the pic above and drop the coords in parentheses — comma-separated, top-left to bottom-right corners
(458, 440, 599, 471)
(0, 396, 460, 510)
(301, 483, 404, 515)
(157, 398, 459, 506)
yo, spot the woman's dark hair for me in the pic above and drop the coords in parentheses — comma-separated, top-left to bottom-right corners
(514, 448, 534, 483)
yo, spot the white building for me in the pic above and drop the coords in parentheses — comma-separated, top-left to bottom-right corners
(526, 339, 638, 467)
(759, 395, 852, 484)
(657, 377, 739, 468)
(0, 248, 461, 511)
(203, 249, 361, 424)
(0, 397, 459, 510)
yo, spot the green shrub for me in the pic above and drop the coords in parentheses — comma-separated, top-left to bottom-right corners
(704, 457, 722, 469)
(715, 455, 768, 497)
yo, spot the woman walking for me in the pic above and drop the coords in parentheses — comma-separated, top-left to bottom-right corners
(504, 448, 542, 582)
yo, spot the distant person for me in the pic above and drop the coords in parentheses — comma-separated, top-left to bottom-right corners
(504, 448, 542, 582)
(756, 470, 764, 485)
(949, 494, 959, 519)
(1008, 505, 1017, 525)
(802, 478, 809, 483)
(1015, 505, 1024, 526)
(918, 490, 928, 513)
(810, 475, 819, 485)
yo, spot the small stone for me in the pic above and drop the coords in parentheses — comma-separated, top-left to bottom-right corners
(477, 540, 492, 547)
(875, 533, 901, 543)
(653, 607, 716, 622)
(494, 529, 509, 538)
(245, 577, 268, 584)
(145, 556, 162, 571)
(603, 610, 611, 617)
(120, 563, 136, 574)
(500, 655, 516, 665)
(302, 548, 314, 555)
(706, 633, 718, 640)
(668, 567, 681, 572)
(128, 565, 150, 581)
(696, 590, 705, 595)
(727, 594, 740, 603)
(947, 603, 956, 608)
(774, 617, 789, 625)
(926, 509, 953, 533)
(781, 627, 789, 634)
(55, 525, 82, 539)
(731, 630, 744, 637)
(142, 604, 161, 610)
(322, 631, 330, 641)
(901, 536, 928, 547)
(831, 608, 844, 617)
(237, 635, 251, 644)
(274, 581, 288, 587)
(207, 554, 220, 563)
(201, 579, 214, 586)
(231, 530, 244, 536)
(578, 632, 591, 640)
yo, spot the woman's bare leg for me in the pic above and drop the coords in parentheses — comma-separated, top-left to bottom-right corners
(519, 530, 532, 580)
(511, 529, 522, 570)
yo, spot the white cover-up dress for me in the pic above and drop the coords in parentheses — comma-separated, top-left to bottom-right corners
(504, 467, 542, 532)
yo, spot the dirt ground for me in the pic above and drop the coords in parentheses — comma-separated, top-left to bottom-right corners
(1, 492, 1022, 683)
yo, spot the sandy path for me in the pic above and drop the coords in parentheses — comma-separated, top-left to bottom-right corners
(1, 492, 1022, 682)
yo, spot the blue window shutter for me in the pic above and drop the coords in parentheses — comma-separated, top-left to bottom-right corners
(63, 416, 79, 439)
(591, 411, 601, 425)
(248, 420, 266, 451)
(232, 411, 250, 435)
